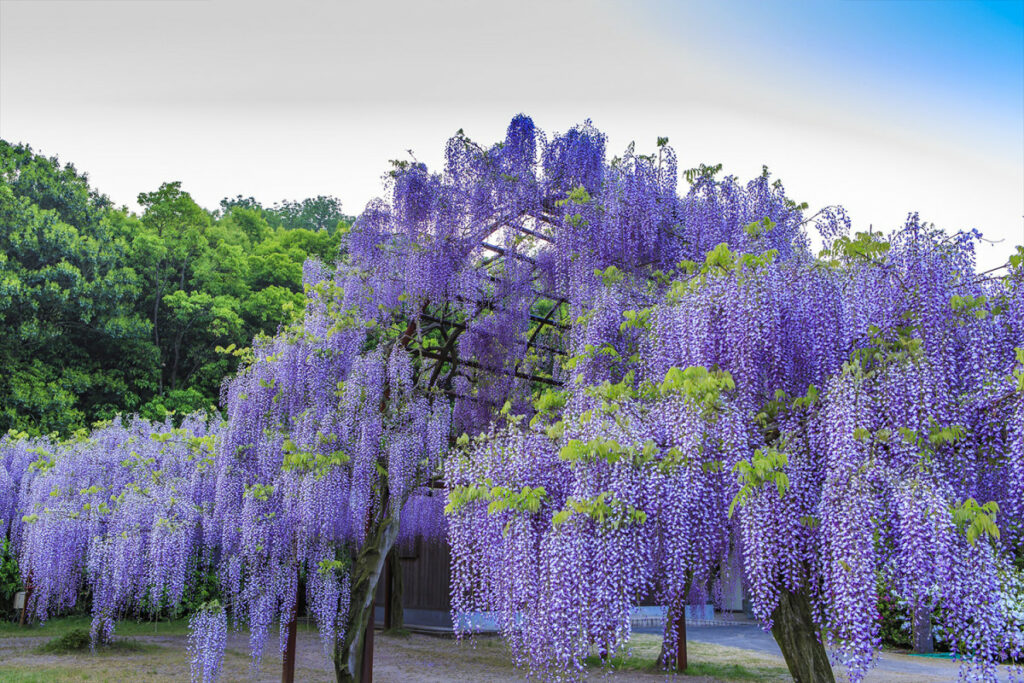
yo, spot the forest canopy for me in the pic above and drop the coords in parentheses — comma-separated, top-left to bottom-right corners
(0, 140, 350, 434)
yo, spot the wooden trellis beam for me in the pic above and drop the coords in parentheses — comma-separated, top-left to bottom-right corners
(418, 313, 563, 356)
(419, 349, 561, 387)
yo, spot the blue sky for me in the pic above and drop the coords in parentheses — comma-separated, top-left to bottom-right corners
(672, 0, 1023, 135)
(1, 0, 1021, 269)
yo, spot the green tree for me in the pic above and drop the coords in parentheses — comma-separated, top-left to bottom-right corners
(134, 189, 343, 409)
(134, 181, 212, 391)
(1, 142, 348, 433)
(0, 141, 154, 434)
(271, 195, 347, 233)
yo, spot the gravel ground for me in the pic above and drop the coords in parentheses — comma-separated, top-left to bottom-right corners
(0, 624, 1001, 682)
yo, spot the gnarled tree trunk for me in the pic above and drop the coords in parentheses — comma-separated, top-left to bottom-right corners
(335, 315, 418, 680)
(770, 588, 834, 683)
(333, 514, 401, 683)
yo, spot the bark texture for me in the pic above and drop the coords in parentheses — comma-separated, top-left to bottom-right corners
(333, 514, 401, 683)
(770, 588, 835, 683)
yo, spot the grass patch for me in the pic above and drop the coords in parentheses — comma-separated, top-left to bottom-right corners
(582, 635, 790, 681)
(683, 661, 789, 680)
(0, 618, 795, 682)
(585, 653, 786, 680)
(0, 614, 327, 640)
(33, 628, 160, 655)
(0, 667, 96, 682)
(0, 615, 191, 639)
(585, 652, 659, 672)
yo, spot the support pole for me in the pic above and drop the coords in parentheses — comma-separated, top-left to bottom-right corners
(912, 603, 933, 654)
(19, 581, 32, 627)
(282, 609, 298, 683)
(386, 547, 404, 631)
(383, 558, 392, 630)
(360, 608, 374, 683)
(281, 571, 302, 683)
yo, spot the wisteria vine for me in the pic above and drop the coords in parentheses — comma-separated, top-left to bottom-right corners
(0, 116, 1021, 683)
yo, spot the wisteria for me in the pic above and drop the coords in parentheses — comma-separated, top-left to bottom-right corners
(2, 415, 220, 649)
(1, 115, 1021, 683)
(188, 602, 227, 683)
(208, 301, 452, 676)
(442, 122, 1024, 683)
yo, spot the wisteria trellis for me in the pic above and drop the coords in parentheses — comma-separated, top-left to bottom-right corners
(1, 116, 1022, 683)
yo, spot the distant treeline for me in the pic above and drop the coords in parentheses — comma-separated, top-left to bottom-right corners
(0, 140, 351, 434)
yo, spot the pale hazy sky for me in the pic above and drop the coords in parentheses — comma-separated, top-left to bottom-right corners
(1, 0, 1022, 269)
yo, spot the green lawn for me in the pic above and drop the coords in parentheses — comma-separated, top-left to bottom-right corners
(585, 634, 790, 681)
(0, 615, 191, 639)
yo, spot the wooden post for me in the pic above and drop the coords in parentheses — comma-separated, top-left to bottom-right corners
(281, 572, 302, 683)
(912, 603, 933, 654)
(383, 559, 392, 630)
(675, 608, 687, 671)
(360, 607, 374, 683)
(381, 547, 403, 632)
(19, 582, 32, 627)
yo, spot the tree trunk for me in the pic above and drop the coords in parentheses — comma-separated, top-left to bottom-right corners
(383, 547, 403, 632)
(770, 588, 835, 683)
(657, 605, 687, 671)
(333, 514, 401, 683)
(674, 610, 686, 671)
(153, 275, 163, 393)
(361, 608, 374, 683)
(153, 283, 162, 348)
(335, 313, 415, 681)
(171, 330, 183, 391)
(167, 264, 188, 391)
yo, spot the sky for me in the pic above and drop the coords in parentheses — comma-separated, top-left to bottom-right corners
(1, 0, 1022, 270)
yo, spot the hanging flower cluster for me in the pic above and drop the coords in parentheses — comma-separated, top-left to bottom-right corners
(446, 156, 1024, 682)
(4, 414, 220, 645)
